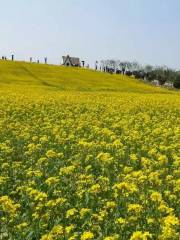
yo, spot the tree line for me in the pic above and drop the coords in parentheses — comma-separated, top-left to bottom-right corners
(100, 60, 180, 89)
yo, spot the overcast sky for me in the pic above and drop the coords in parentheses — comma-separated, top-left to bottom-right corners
(0, 0, 180, 68)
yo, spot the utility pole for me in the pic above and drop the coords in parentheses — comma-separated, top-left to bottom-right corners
(12, 54, 14, 61)
(45, 57, 47, 64)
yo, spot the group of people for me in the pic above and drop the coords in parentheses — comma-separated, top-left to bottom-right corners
(2, 56, 8, 60)
(100, 66, 126, 75)
(2, 55, 14, 61)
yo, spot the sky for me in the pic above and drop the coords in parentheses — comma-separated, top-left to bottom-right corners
(0, 0, 180, 68)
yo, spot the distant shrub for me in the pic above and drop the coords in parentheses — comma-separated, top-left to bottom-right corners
(173, 75, 180, 88)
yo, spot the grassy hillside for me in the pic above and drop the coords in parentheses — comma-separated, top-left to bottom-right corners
(0, 60, 179, 240)
(0, 60, 170, 93)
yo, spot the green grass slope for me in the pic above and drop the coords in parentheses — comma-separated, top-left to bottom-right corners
(0, 60, 173, 93)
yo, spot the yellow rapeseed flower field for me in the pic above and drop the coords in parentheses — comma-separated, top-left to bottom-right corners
(0, 61, 179, 239)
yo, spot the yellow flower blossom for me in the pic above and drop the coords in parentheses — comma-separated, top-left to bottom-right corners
(66, 208, 78, 218)
(65, 224, 75, 234)
(0, 196, 20, 216)
(150, 191, 162, 202)
(89, 184, 101, 194)
(128, 204, 143, 213)
(16, 222, 28, 230)
(45, 176, 59, 186)
(80, 208, 91, 218)
(28, 188, 48, 202)
(105, 201, 116, 209)
(116, 217, 126, 226)
(130, 231, 152, 240)
(103, 235, 119, 240)
(97, 152, 113, 165)
(81, 231, 94, 240)
(40, 225, 64, 240)
(46, 150, 57, 158)
(60, 165, 76, 175)
(163, 215, 179, 227)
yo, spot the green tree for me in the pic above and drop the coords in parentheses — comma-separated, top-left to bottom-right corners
(173, 74, 180, 88)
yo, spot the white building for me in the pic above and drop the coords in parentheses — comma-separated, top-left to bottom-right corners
(62, 55, 81, 67)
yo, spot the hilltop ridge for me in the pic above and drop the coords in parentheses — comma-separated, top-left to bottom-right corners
(0, 60, 173, 93)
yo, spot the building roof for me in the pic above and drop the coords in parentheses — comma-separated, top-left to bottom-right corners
(62, 55, 80, 66)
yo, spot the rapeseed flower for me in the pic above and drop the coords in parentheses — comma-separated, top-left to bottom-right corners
(66, 208, 78, 218)
(45, 176, 59, 186)
(128, 204, 143, 213)
(0, 76, 179, 239)
(130, 231, 152, 240)
(81, 231, 94, 240)
(150, 191, 162, 202)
